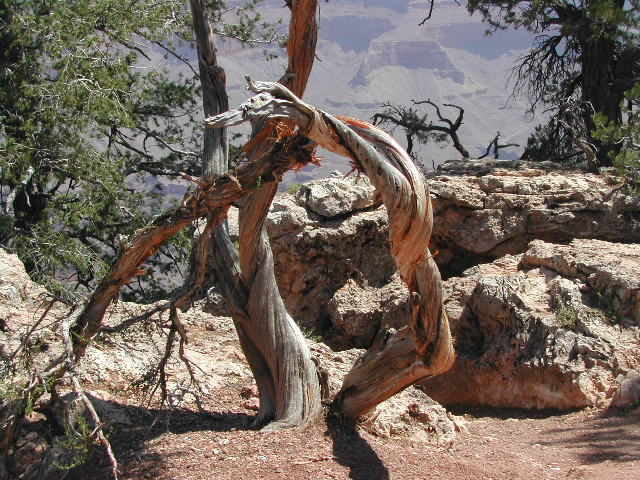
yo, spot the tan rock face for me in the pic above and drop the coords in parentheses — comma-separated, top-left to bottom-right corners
(325, 274, 410, 349)
(358, 387, 457, 447)
(428, 160, 640, 275)
(0, 249, 48, 312)
(266, 174, 395, 330)
(421, 239, 640, 410)
(267, 162, 640, 351)
(0, 249, 60, 366)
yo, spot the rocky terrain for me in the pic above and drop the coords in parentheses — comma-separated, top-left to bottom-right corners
(0, 247, 459, 479)
(2, 160, 640, 479)
(2, 236, 639, 480)
(428, 160, 640, 274)
(263, 161, 640, 348)
(424, 239, 640, 410)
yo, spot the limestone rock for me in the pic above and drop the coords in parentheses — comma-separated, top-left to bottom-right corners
(359, 387, 456, 447)
(266, 182, 393, 329)
(308, 341, 456, 445)
(0, 249, 66, 371)
(428, 160, 640, 275)
(325, 274, 410, 349)
(203, 284, 231, 316)
(421, 239, 640, 410)
(0, 249, 48, 308)
(520, 239, 640, 325)
(267, 162, 640, 337)
(612, 370, 640, 407)
(0, 248, 49, 339)
(294, 171, 379, 218)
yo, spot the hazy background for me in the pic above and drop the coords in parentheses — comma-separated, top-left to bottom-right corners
(156, 0, 541, 193)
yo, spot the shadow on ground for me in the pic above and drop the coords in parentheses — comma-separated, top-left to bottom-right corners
(64, 397, 392, 480)
(64, 397, 254, 480)
(536, 407, 640, 465)
(327, 419, 389, 480)
(446, 403, 577, 420)
(448, 404, 640, 467)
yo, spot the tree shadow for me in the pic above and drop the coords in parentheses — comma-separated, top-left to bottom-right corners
(327, 419, 389, 480)
(535, 407, 640, 465)
(61, 396, 254, 480)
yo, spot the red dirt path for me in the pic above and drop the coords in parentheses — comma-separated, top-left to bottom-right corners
(67, 400, 639, 480)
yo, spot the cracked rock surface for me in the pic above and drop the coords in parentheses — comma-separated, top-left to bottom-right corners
(422, 239, 640, 410)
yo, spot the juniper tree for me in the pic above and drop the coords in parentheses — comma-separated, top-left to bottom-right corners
(0, 0, 276, 301)
(468, 0, 640, 166)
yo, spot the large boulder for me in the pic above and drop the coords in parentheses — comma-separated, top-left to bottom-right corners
(308, 341, 458, 446)
(266, 172, 394, 330)
(325, 274, 410, 349)
(421, 239, 640, 410)
(0, 249, 49, 327)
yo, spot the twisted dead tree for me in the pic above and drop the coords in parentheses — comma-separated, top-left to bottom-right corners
(72, 0, 324, 432)
(478, 131, 520, 160)
(373, 99, 470, 159)
(206, 79, 455, 417)
(14, 8, 454, 463)
(218, 0, 323, 430)
(59, 75, 454, 431)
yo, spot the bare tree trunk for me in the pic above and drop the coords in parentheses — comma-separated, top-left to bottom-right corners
(172, 0, 229, 313)
(205, 79, 455, 420)
(184, 0, 322, 429)
(229, 0, 322, 429)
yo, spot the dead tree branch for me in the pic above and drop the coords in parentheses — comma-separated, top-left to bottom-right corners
(478, 131, 520, 159)
(418, 0, 435, 26)
(61, 317, 119, 480)
(373, 99, 470, 159)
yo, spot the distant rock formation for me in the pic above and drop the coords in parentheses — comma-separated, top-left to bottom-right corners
(351, 40, 464, 85)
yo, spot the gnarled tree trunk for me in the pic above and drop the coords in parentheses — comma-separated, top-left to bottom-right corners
(205, 79, 455, 419)
(64, 0, 452, 432)
(179, 0, 322, 429)
(229, 0, 322, 429)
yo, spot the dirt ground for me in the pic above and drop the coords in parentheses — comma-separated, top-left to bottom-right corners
(62, 397, 639, 480)
(6, 300, 639, 480)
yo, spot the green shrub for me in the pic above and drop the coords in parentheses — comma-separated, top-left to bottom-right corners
(287, 183, 302, 195)
(555, 304, 579, 330)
